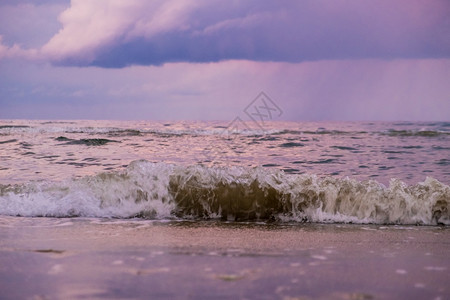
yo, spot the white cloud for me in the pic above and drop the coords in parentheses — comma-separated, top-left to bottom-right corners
(41, 0, 141, 62)
(40, 0, 202, 64)
(125, 0, 200, 39)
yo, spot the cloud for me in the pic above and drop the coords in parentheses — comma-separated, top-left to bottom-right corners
(39, 0, 204, 65)
(1, 58, 449, 120)
(1, 0, 450, 67)
(0, 2, 66, 48)
(0, 36, 39, 60)
(0, 0, 69, 5)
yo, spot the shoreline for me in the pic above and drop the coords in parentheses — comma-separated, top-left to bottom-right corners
(0, 217, 449, 299)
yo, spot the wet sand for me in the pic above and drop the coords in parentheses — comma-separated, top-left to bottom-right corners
(0, 217, 449, 299)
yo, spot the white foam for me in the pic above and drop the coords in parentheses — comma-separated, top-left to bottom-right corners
(0, 124, 278, 136)
(0, 160, 175, 219)
(0, 160, 449, 225)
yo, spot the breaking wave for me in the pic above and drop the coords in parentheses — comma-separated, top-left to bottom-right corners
(0, 124, 268, 136)
(0, 160, 448, 225)
(1, 122, 448, 138)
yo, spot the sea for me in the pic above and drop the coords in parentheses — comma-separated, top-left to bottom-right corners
(0, 119, 449, 225)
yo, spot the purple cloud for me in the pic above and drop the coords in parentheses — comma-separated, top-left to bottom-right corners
(1, 0, 449, 67)
(0, 1, 449, 121)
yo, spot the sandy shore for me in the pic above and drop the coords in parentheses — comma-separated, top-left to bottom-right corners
(0, 217, 449, 299)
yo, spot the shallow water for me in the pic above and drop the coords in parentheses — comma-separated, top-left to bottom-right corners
(0, 120, 449, 224)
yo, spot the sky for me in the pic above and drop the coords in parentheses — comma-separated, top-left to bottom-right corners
(0, 0, 449, 121)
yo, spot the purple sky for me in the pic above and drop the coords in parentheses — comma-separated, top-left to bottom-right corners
(0, 0, 449, 121)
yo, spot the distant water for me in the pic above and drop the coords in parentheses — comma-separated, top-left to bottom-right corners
(0, 120, 449, 225)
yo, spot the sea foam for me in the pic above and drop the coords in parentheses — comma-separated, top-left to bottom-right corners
(0, 160, 448, 225)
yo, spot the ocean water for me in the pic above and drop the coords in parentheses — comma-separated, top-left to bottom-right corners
(0, 120, 449, 225)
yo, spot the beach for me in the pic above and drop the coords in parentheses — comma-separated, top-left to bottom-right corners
(0, 217, 449, 299)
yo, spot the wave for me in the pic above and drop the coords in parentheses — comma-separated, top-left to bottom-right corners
(55, 136, 120, 146)
(0, 125, 269, 137)
(1, 122, 449, 138)
(0, 125, 144, 136)
(383, 129, 449, 137)
(0, 139, 18, 144)
(0, 160, 448, 225)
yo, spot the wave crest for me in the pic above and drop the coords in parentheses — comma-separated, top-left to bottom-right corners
(0, 160, 448, 225)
